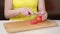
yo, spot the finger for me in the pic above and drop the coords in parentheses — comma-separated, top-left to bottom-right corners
(27, 8, 33, 14)
(22, 11, 29, 16)
(24, 11, 29, 16)
(42, 16, 47, 21)
(42, 13, 47, 21)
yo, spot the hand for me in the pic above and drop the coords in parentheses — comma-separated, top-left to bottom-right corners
(37, 10, 47, 21)
(17, 7, 33, 16)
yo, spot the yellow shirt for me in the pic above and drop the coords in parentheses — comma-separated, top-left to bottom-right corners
(10, 0, 38, 20)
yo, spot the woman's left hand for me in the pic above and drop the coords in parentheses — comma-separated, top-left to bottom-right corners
(37, 10, 48, 21)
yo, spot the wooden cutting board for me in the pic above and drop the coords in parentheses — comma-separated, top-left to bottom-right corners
(4, 20, 58, 33)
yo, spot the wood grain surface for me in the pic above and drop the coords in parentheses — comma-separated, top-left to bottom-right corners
(4, 20, 58, 33)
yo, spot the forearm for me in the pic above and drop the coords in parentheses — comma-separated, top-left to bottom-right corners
(4, 10, 20, 19)
(38, 0, 46, 11)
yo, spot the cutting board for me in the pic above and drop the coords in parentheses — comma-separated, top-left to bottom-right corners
(4, 20, 58, 33)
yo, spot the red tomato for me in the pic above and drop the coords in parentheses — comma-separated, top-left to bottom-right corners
(39, 16, 42, 22)
(36, 16, 42, 22)
(30, 20, 38, 24)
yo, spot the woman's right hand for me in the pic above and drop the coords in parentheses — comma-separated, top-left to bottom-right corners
(17, 7, 33, 16)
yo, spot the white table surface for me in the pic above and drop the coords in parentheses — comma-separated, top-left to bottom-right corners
(0, 20, 60, 34)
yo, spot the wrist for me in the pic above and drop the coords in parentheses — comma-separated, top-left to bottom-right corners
(38, 8, 46, 11)
(39, 9, 46, 12)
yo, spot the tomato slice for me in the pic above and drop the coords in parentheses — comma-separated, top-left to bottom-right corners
(30, 20, 38, 24)
(29, 16, 42, 24)
(36, 16, 42, 22)
(39, 16, 42, 22)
